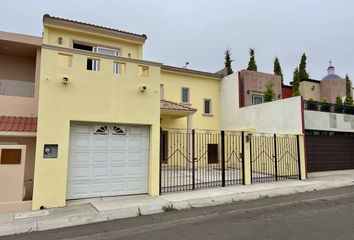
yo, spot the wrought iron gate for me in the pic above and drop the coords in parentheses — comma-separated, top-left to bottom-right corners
(160, 129, 244, 193)
(250, 133, 301, 183)
(160, 130, 302, 194)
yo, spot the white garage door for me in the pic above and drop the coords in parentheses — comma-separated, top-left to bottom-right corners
(67, 123, 149, 199)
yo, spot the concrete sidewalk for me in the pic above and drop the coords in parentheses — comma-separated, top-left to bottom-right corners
(1, 170, 354, 237)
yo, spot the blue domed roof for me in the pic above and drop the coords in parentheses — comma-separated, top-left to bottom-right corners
(322, 73, 341, 80)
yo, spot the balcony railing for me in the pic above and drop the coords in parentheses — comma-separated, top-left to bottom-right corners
(304, 100, 354, 115)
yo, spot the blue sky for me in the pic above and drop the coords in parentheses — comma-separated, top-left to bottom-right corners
(2, 0, 354, 83)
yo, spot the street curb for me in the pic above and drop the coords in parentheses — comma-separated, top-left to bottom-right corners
(1, 179, 354, 237)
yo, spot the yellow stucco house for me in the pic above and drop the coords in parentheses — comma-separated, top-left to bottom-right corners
(31, 15, 222, 209)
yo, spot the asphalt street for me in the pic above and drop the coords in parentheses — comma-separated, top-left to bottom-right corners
(2, 185, 354, 240)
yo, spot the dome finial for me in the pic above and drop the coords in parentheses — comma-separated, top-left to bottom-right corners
(327, 59, 335, 74)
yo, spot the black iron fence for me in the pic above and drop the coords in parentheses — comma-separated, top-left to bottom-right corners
(304, 100, 354, 115)
(160, 129, 302, 194)
(250, 133, 301, 183)
(160, 129, 244, 193)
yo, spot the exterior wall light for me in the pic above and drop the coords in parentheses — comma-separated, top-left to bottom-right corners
(58, 37, 63, 45)
(311, 86, 315, 91)
(247, 90, 250, 94)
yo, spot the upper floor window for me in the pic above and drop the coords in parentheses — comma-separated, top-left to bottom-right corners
(73, 42, 119, 57)
(87, 58, 100, 71)
(73, 42, 93, 51)
(204, 99, 212, 114)
(252, 93, 264, 105)
(113, 62, 125, 74)
(94, 46, 119, 57)
(160, 84, 164, 99)
(181, 87, 190, 103)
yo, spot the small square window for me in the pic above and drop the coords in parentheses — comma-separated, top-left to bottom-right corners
(204, 99, 212, 114)
(252, 94, 264, 105)
(181, 87, 189, 103)
(87, 58, 100, 71)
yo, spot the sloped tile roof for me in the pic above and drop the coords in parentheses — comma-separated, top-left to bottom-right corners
(43, 14, 147, 40)
(160, 99, 197, 112)
(0, 116, 37, 132)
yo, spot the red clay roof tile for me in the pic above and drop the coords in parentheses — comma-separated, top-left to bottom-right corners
(0, 116, 37, 132)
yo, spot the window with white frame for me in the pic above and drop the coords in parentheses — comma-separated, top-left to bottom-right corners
(73, 42, 120, 57)
(204, 99, 212, 114)
(252, 93, 264, 105)
(87, 58, 100, 71)
(160, 84, 164, 99)
(181, 87, 189, 103)
(94, 46, 119, 57)
(113, 62, 124, 74)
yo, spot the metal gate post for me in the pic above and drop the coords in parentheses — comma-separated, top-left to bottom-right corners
(241, 131, 245, 185)
(296, 135, 302, 180)
(192, 129, 195, 189)
(274, 134, 278, 181)
(249, 134, 253, 184)
(221, 131, 226, 187)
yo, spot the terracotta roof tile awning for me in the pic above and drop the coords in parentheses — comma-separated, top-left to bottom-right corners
(0, 116, 37, 132)
(160, 99, 197, 114)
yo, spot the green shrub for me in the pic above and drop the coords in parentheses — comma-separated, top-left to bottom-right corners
(306, 98, 317, 110)
(320, 98, 330, 112)
(334, 96, 343, 113)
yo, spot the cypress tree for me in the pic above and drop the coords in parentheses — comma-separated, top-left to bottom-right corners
(273, 57, 284, 84)
(344, 75, 353, 105)
(247, 48, 257, 71)
(224, 48, 233, 75)
(264, 81, 276, 102)
(292, 67, 301, 96)
(298, 53, 309, 80)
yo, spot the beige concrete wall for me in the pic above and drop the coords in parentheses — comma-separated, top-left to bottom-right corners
(299, 81, 320, 101)
(304, 111, 354, 133)
(0, 137, 36, 199)
(221, 96, 303, 134)
(239, 70, 282, 107)
(320, 78, 347, 103)
(0, 53, 36, 82)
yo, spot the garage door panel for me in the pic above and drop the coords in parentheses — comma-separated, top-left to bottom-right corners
(92, 152, 110, 163)
(126, 178, 147, 191)
(71, 182, 90, 195)
(91, 181, 109, 194)
(306, 134, 354, 172)
(111, 152, 126, 162)
(71, 124, 91, 135)
(92, 166, 109, 177)
(71, 137, 91, 149)
(92, 136, 110, 148)
(70, 151, 90, 164)
(70, 166, 90, 179)
(67, 123, 149, 199)
(111, 137, 128, 147)
(111, 167, 126, 177)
